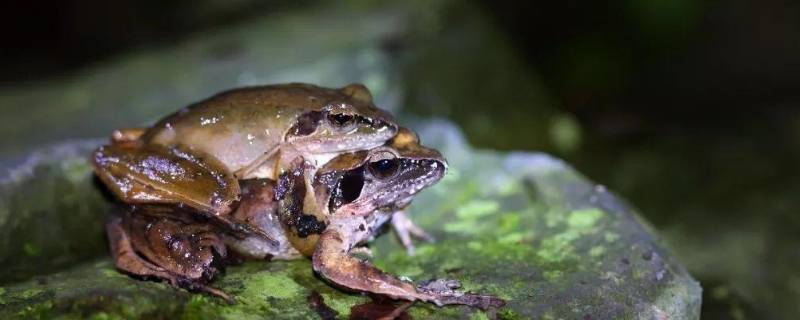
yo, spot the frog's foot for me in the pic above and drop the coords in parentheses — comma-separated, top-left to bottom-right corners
(417, 279, 505, 310)
(312, 228, 504, 310)
(107, 213, 234, 303)
(391, 211, 434, 256)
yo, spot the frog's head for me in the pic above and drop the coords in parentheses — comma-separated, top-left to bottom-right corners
(315, 128, 447, 217)
(287, 84, 398, 154)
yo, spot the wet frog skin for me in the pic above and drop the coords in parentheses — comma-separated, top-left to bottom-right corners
(105, 130, 432, 302)
(275, 128, 504, 309)
(93, 83, 398, 241)
(109, 129, 503, 310)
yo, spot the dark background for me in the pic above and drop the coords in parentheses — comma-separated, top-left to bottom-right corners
(2, 0, 799, 318)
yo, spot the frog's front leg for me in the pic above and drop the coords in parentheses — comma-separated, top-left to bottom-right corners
(107, 211, 233, 302)
(391, 210, 435, 256)
(312, 228, 505, 310)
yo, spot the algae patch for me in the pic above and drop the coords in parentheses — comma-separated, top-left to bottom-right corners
(456, 199, 500, 219)
(567, 208, 605, 228)
(239, 272, 302, 301)
(444, 199, 500, 234)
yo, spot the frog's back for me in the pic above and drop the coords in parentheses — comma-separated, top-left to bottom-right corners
(141, 84, 342, 173)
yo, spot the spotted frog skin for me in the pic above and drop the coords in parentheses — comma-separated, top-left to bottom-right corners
(93, 83, 397, 242)
(107, 129, 504, 310)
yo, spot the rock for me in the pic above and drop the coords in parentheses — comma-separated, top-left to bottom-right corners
(0, 121, 701, 319)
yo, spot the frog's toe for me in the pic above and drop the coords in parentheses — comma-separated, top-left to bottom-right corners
(417, 279, 506, 310)
(391, 211, 434, 256)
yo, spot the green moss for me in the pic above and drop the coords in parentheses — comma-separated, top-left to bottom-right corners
(537, 233, 578, 263)
(15, 300, 54, 319)
(604, 232, 620, 242)
(498, 308, 522, 320)
(61, 157, 92, 184)
(181, 295, 222, 320)
(19, 288, 44, 299)
(498, 232, 530, 244)
(89, 312, 125, 320)
(444, 199, 503, 235)
(543, 270, 564, 281)
(456, 200, 500, 219)
(497, 213, 521, 233)
(567, 208, 605, 228)
(240, 272, 302, 300)
(100, 267, 127, 279)
(589, 246, 606, 257)
(319, 292, 367, 316)
(470, 311, 491, 320)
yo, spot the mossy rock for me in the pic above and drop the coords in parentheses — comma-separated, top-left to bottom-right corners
(0, 121, 701, 319)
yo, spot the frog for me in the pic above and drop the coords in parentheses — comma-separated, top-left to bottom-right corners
(233, 128, 505, 309)
(108, 129, 503, 310)
(93, 83, 398, 242)
(227, 128, 440, 260)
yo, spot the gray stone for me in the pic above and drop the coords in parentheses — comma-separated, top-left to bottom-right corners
(0, 121, 701, 319)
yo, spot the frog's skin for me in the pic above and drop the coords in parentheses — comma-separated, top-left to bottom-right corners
(107, 128, 503, 310)
(107, 205, 232, 301)
(93, 83, 397, 241)
(225, 129, 442, 259)
(274, 128, 504, 310)
(106, 129, 443, 303)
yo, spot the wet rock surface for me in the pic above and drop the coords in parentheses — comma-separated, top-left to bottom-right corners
(0, 121, 701, 319)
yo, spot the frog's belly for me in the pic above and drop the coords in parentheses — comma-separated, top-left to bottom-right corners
(327, 210, 393, 248)
(224, 211, 301, 260)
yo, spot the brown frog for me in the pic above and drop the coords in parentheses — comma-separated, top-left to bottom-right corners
(108, 129, 503, 310)
(93, 83, 398, 241)
(233, 128, 505, 309)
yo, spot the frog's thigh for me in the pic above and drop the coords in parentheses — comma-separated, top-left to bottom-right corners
(118, 211, 234, 301)
(107, 216, 177, 284)
(92, 143, 240, 216)
(311, 228, 428, 302)
(127, 212, 226, 281)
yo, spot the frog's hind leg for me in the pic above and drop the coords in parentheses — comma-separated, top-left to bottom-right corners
(107, 215, 174, 282)
(92, 143, 240, 216)
(107, 212, 234, 302)
(92, 143, 277, 244)
(312, 228, 505, 310)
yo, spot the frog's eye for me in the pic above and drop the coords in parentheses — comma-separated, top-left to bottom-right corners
(327, 112, 356, 130)
(367, 154, 399, 180)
